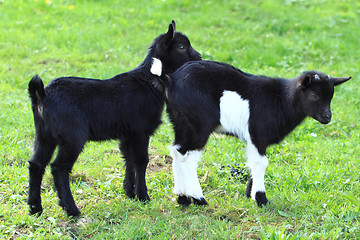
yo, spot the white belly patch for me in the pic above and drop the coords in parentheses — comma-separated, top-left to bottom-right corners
(218, 90, 251, 142)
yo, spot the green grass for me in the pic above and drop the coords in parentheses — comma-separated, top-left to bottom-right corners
(1, 0, 359, 239)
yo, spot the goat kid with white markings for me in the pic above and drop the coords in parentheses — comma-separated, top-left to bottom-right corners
(166, 60, 351, 207)
(27, 20, 201, 217)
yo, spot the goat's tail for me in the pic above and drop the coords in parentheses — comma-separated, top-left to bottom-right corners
(28, 74, 45, 106)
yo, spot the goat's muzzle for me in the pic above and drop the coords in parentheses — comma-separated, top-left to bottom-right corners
(316, 112, 332, 124)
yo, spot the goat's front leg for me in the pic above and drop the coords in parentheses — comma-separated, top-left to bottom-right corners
(120, 135, 150, 202)
(132, 137, 150, 202)
(169, 145, 208, 206)
(246, 142, 269, 206)
(134, 159, 150, 202)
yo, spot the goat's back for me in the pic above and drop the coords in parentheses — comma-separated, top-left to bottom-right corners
(39, 74, 164, 142)
(168, 60, 290, 104)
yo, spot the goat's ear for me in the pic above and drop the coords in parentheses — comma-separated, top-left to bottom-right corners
(298, 74, 312, 89)
(161, 20, 176, 49)
(171, 20, 176, 31)
(331, 76, 352, 86)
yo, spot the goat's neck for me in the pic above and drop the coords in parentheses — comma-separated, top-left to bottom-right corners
(130, 54, 167, 99)
(275, 79, 307, 137)
(134, 54, 155, 74)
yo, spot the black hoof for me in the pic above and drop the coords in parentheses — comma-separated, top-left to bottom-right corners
(69, 212, 81, 219)
(138, 194, 151, 203)
(29, 204, 43, 216)
(193, 197, 208, 206)
(126, 192, 136, 199)
(63, 206, 81, 217)
(62, 204, 81, 217)
(255, 192, 269, 207)
(125, 189, 136, 199)
(177, 195, 192, 206)
(65, 209, 81, 217)
(123, 182, 135, 199)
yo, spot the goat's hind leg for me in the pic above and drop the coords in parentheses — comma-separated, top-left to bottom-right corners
(169, 115, 215, 206)
(169, 145, 208, 206)
(51, 143, 83, 217)
(28, 139, 56, 215)
(123, 163, 136, 199)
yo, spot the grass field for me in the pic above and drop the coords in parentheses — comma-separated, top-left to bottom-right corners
(1, 0, 359, 239)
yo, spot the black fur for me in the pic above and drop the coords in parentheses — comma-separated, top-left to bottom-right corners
(27, 20, 201, 217)
(245, 178, 252, 199)
(177, 195, 192, 206)
(255, 192, 268, 207)
(167, 60, 351, 206)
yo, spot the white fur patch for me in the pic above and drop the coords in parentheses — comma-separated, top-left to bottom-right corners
(218, 91, 251, 141)
(246, 143, 268, 200)
(150, 57, 162, 76)
(169, 145, 204, 199)
(218, 90, 268, 202)
(314, 74, 320, 80)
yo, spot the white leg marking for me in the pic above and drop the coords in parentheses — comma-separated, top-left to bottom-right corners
(246, 142, 268, 200)
(150, 57, 162, 76)
(169, 145, 204, 199)
(218, 90, 251, 141)
(219, 91, 267, 201)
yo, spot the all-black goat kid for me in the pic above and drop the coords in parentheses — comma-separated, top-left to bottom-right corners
(166, 60, 351, 207)
(27, 20, 201, 217)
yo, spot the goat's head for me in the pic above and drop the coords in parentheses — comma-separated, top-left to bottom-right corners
(297, 71, 351, 124)
(149, 20, 202, 76)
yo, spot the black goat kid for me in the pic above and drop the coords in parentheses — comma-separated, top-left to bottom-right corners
(166, 60, 351, 207)
(27, 20, 201, 217)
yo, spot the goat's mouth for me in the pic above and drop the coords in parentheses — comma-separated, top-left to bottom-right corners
(194, 54, 202, 61)
(315, 115, 331, 124)
(192, 52, 202, 61)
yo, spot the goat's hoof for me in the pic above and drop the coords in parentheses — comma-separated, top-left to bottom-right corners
(62, 204, 81, 217)
(138, 194, 151, 203)
(193, 197, 208, 206)
(177, 195, 192, 206)
(125, 190, 136, 199)
(126, 193, 136, 199)
(65, 208, 81, 218)
(255, 192, 269, 207)
(29, 204, 43, 216)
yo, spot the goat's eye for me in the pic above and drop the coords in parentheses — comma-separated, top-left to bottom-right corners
(310, 92, 319, 100)
(178, 44, 186, 50)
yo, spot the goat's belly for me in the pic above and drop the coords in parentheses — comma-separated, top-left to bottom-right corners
(217, 90, 251, 142)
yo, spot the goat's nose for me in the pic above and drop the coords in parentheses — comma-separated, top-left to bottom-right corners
(324, 112, 332, 121)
